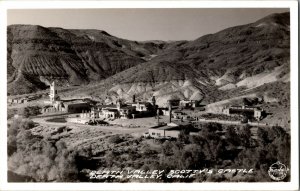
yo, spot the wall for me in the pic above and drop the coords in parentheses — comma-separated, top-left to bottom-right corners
(162, 110, 170, 116)
(198, 118, 241, 125)
(197, 118, 270, 127)
(148, 128, 181, 138)
(67, 103, 90, 113)
(165, 130, 180, 138)
(67, 117, 90, 124)
(149, 128, 165, 137)
(248, 121, 269, 127)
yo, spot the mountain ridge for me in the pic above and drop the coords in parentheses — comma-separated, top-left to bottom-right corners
(7, 24, 170, 95)
(7, 12, 290, 104)
(62, 12, 289, 105)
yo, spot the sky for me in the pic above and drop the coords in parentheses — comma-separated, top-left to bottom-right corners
(7, 8, 289, 41)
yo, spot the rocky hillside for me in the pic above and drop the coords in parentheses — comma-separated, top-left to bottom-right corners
(64, 12, 290, 106)
(8, 12, 290, 107)
(7, 25, 169, 95)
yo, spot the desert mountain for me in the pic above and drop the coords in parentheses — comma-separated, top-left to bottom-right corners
(8, 12, 290, 107)
(7, 25, 169, 95)
(62, 12, 290, 106)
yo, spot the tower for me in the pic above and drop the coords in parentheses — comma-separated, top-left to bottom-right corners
(49, 81, 58, 102)
(152, 96, 156, 107)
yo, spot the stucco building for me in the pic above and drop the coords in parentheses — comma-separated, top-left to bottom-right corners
(148, 121, 199, 139)
(222, 105, 265, 121)
(42, 81, 91, 114)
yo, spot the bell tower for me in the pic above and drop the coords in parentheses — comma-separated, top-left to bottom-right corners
(49, 81, 58, 102)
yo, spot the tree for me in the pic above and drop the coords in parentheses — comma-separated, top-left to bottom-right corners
(16, 129, 35, 151)
(43, 141, 57, 161)
(267, 126, 286, 141)
(8, 118, 38, 156)
(20, 119, 35, 130)
(239, 125, 252, 147)
(161, 141, 173, 156)
(55, 150, 78, 182)
(202, 123, 221, 135)
(225, 126, 241, 146)
(214, 139, 227, 160)
(8, 128, 79, 182)
(18, 106, 41, 118)
(143, 147, 158, 157)
(8, 118, 36, 154)
(236, 148, 258, 169)
(105, 151, 118, 167)
(189, 134, 200, 144)
(178, 129, 190, 144)
(271, 130, 290, 166)
(7, 121, 19, 156)
(257, 127, 269, 146)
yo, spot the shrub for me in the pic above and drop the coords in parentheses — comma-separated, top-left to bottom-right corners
(225, 126, 241, 146)
(20, 119, 36, 130)
(108, 135, 123, 144)
(7, 118, 35, 155)
(18, 106, 41, 118)
(142, 147, 158, 157)
(178, 130, 190, 144)
(7, 108, 18, 119)
(8, 135, 79, 182)
(239, 125, 252, 147)
(161, 141, 173, 156)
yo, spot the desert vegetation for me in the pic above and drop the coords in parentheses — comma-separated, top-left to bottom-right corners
(7, 118, 290, 182)
(8, 117, 79, 182)
(17, 106, 41, 118)
(46, 117, 67, 123)
(80, 123, 290, 182)
(200, 113, 244, 121)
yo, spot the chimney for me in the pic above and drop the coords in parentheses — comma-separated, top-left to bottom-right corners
(152, 96, 156, 106)
(133, 94, 136, 103)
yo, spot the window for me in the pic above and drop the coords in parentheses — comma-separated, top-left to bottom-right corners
(152, 132, 155, 135)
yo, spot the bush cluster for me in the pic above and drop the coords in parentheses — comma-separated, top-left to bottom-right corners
(8, 118, 79, 182)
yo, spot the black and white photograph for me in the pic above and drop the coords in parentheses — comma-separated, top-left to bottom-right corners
(0, 1, 298, 190)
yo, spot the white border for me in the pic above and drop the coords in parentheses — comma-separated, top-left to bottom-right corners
(0, 1, 298, 191)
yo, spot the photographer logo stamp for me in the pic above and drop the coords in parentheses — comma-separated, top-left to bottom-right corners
(268, 161, 289, 181)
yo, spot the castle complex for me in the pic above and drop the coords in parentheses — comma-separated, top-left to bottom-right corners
(42, 81, 90, 113)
